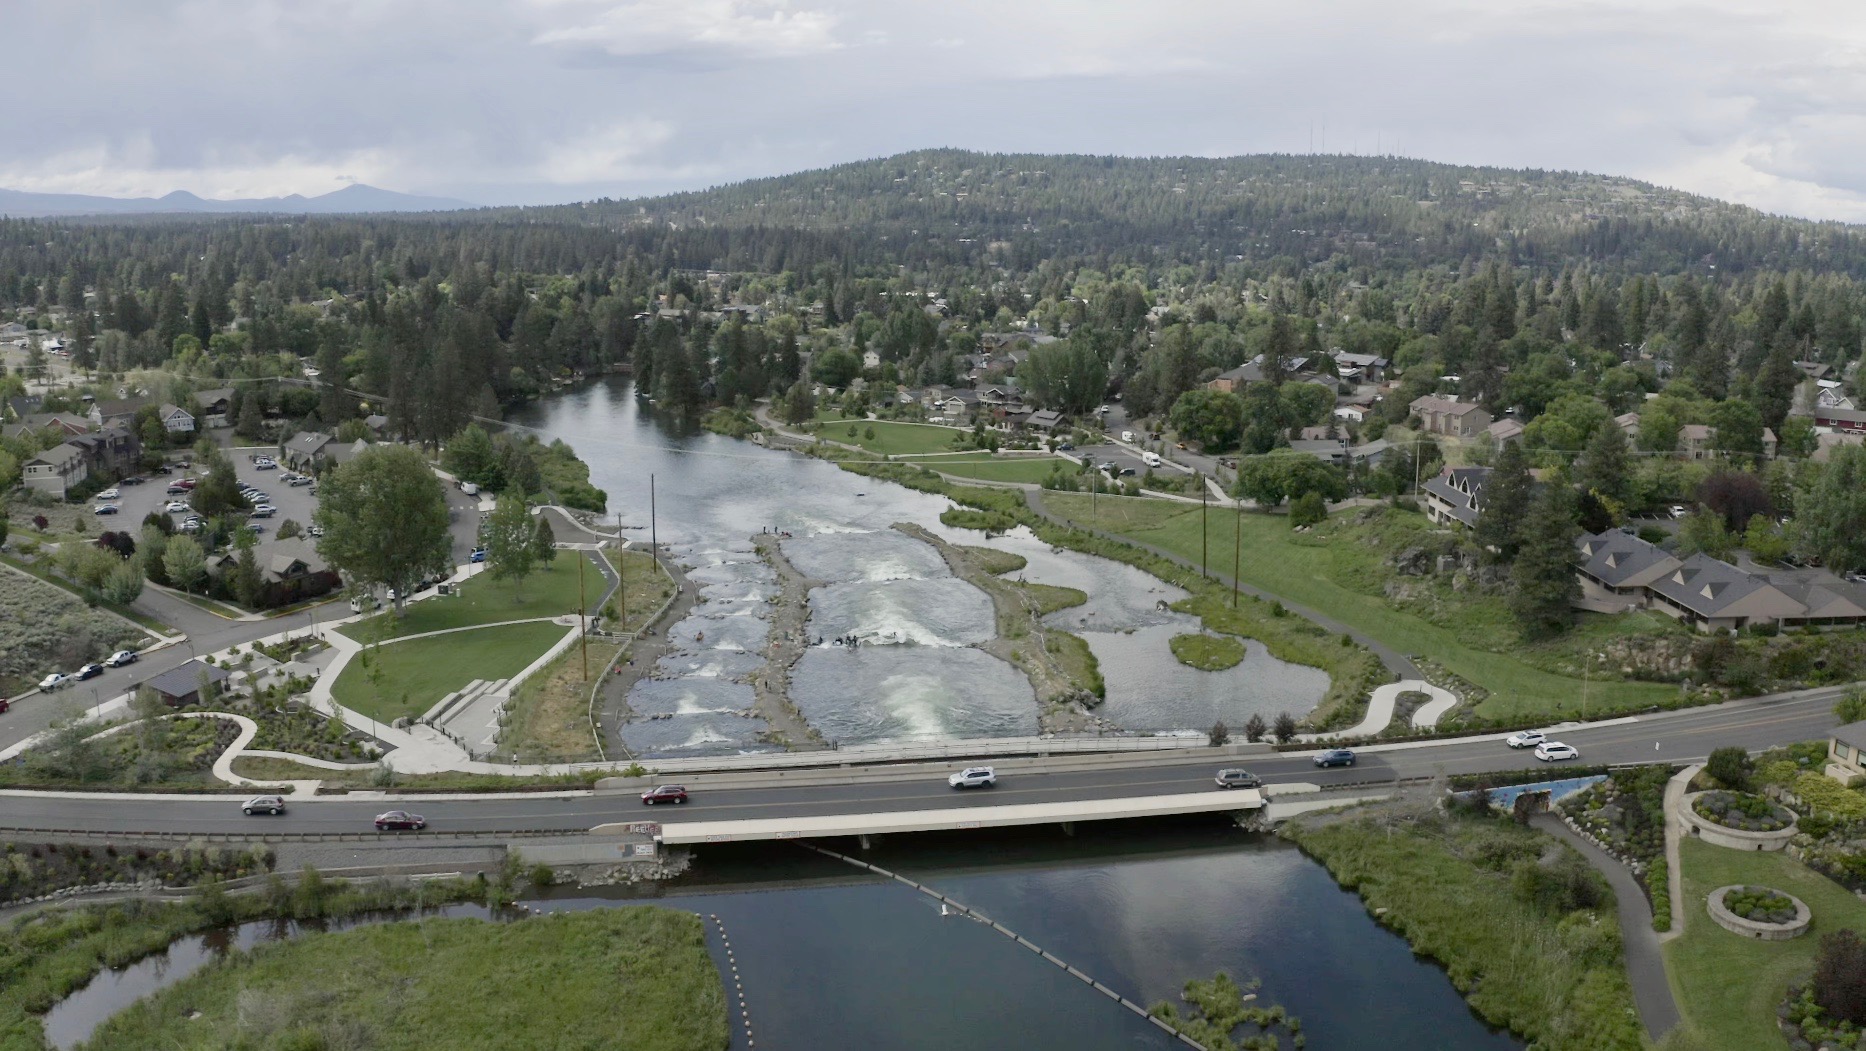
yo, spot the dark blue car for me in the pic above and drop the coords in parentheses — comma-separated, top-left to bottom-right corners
(1313, 748, 1356, 768)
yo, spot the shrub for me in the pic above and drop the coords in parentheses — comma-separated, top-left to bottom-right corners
(1208, 721, 1230, 747)
(1721, 886, 1796, 925)
(1692, 790, 1792, 832)
(1272, 711, 1298, 743)
(1815, 929, 1866, 1026)
(1705, 746, 1754, 790)
(1243, 713, 1266, 743)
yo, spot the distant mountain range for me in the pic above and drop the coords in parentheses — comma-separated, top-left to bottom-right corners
(0, 183, 476, 217)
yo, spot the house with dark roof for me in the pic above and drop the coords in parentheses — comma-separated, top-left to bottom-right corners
(193, 388, 235, 428)
(140, 660, 233, 707)
(1575, 531, 1866, 632)
(1024, 409, 1065, 433)
(1644, 554, 1807, 633)
(1813, 406, 1866, 435)
(89, 397, 147, 430)
(1289, 438, 1349, 466)
(209, 537, 339, 607)
(1421, 465, 1493, 527)
(1331, 351, 1388, 383)
(4, 412, 91, 440)
(1575, 531, 1683, 609)
(282, 431, 336, 472)
(66, 424, 141, 478)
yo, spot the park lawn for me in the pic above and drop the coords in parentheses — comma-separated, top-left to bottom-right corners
(83, 908, 728, 1051)
(332, 621, 570, 722)
(1044, 492, 1677, 721)
(816, 414, 974, 455)
(1663, 838, 1866, 1051)
(918, 457, 1074, 484)
(354, 550, 591, 641)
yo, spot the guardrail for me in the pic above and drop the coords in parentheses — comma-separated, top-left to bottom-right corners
(0, 826, 588, 844)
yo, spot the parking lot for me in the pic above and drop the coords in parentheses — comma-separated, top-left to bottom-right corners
(99, 452, 322, 540)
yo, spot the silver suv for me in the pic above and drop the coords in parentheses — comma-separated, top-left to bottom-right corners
(947, 766, 997, 789)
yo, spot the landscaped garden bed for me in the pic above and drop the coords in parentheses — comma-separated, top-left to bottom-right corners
(1719, 885, 1797, 924)
(1695, 791, 1795, 832)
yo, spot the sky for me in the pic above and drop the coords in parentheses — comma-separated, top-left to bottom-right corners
(7, 0, 1866, 220)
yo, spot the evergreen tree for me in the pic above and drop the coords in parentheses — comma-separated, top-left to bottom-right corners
(1508, 484, 1580, 638)
(1474, 440, 1533, 561)
(1574, 420, 1632, 509)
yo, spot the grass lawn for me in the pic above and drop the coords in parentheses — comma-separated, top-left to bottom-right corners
(917, 456, 1074, 484)
(1170, 632, 1247, 670)
(83, 908, 728, 1051)
(352, 550, 591, 641)
(815, 413, 974, 455)
(1045, 492, 1677, 721)
(332, 621, 570, 722)
(602, 547, 677, 632)
(1663, 838, 1866, 1050)
(502, 639, 622, 762)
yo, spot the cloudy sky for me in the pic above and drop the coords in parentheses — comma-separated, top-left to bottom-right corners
(8, 0, 1866, 219)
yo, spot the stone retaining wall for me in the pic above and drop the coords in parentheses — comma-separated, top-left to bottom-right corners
(1707, 885, 1810, 941)
(1678, 791, 1797, 852)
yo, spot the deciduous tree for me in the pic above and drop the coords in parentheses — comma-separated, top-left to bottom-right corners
(313, 445, 452, 617)
(484, 488, 538, 601)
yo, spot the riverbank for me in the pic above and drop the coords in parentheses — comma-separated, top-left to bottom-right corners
(1279, 801, 1645, 1051)
(79, 908, 727, 1051)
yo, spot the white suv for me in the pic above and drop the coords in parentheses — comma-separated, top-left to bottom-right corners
(947, 766, 997, 789)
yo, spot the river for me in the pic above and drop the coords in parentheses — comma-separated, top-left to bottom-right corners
(508, 378, 1328, 756)
(44, 823, 1521, 1050)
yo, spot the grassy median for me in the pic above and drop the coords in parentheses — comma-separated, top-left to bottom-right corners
(81, 907, 727, 1051)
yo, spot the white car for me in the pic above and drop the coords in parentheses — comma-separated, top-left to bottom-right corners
(37, 672, 69, 692)
(308, 525, 324, 537)
(97, 487, 120, 499)
(104, 649, 139, 667)
(948, 766, 997, 789)
(165, 500, 191, 514)
(1505, 730, 1547, 749)
(251, 504, 276, 518)
(1535, 741, 1580, 762)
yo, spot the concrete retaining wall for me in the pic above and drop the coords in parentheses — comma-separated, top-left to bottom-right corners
(1707, 885, 1810, 940)
(1679, 791, 1797, 851)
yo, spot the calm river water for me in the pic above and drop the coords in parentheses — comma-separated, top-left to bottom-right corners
(45, 824, 1520, 1050)
(508, 378, 1328, 756)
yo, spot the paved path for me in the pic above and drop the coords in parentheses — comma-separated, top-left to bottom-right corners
(1306, 679, 1456, 739)
(1531, 814, 1681, 1042)
(1660, 763, 1700, 942)
(1021, 488, 1421, 680)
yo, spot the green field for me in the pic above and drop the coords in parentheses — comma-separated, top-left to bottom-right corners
(83, 908, 728, 1051)
(911, 456, 1073, 484)
(354, 550, 592, 641)
(816, 414, 974, 455)
(1044, 492, 1677, 721)
(1663, 838, 1866, 1051)
(333, 621, 570, 722)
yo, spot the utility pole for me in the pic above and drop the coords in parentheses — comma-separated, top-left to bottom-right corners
(1200, 484, 1209, 579)
(578, 552, 588, 681)
(650, 474, 657, 557)
(1232, 496, 1242, 608)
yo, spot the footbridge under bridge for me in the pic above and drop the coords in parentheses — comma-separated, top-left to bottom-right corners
(621, 789, 1268, 845)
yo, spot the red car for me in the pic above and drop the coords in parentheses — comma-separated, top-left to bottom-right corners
(373, 810, 426, 831)
(641, 785, 689, 805)
(175, 479, 197, 490)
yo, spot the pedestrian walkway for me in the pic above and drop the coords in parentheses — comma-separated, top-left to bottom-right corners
(1530, 813, 1680, 1042)
(1659, 762, 1700, 941)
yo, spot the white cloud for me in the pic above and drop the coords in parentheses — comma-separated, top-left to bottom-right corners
(532, 119, 700, 184)
(531, 0, 842, 59)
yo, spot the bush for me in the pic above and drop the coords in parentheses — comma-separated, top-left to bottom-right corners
(1705, 746, 1754, 790)
(1692, 790, 1793, 832)
(1647, 858, 1671, 931)
(1815, 929, 1866, 1026)
(1208, 720, 1230, 747)
(1721, 886, 1797, 924)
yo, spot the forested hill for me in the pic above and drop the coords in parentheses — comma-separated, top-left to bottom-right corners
(533, 150, 1866, 279)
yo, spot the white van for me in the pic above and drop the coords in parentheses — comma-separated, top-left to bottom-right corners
(1121, 430, 1135, 443)
(1142, 451, 1163, 468)
(460, 481, 480, 496)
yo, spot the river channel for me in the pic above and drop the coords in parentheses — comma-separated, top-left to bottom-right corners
(508, 378, 1328, 756)
(44, 823, 1521, 1050)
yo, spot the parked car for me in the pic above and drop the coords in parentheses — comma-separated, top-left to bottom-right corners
(1670, 505, 1689, 519)
(288, 475, 312, 487)
(75, 663, 104, 681)
(251, 505, 276, 518)
(1214, 768, 1261, 789)
(104, 649, 139, 667)
(1535, 742, 1580, 762)
(165, 484, 188, 495)
(948, 766, 997, 789)
(92, 503, 119, 515)
(1121, 430, 1135, 442)
(373, 810, 426, 831)
(1505, 730, 1547, 749)
(0, 698, 9, 713)
(254, 460, 277, 470)
(176, 479, 196, 490)
(308, 525, 325, 538)
(1312, 748, 1356, 768)
(641, 785, 689, 805)
(121, 476, 145, 486)
(242, 795, 287, 816)
(470, 548, 487, 563)
(96, 487, 120, 500)
(165, 500, 190, 513)
(37, 673, 69, 692)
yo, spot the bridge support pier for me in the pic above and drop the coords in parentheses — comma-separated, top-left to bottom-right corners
(858, 834, 877, 851)
(1060, 822, 1076, 837)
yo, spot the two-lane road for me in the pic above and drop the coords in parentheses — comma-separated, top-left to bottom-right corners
(0, 683, 1847, 837)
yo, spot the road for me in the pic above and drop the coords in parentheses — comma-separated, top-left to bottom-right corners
(0, 683, 1846, 836)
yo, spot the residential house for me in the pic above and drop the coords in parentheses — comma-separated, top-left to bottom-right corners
(1333, 403, 1372, 425)
(281, 431, 335, 472)
(66, 424, 140, 479)
(89, 397, 146, 430)
(140, 660, 234, 707)
(362, 414, 391, 437)
(157, 403, 195, 435)
(1813, 406, 1866, 435)
(5, 394, 42, 421)
(1024, 409, 1066, 433)
(4, 412, 91, 440)
(1825, 721, 1866, 784)
(1615, 412, 1641, 439)
(210, 537, 340, 607)
(1679, 424, 1714, 460)
(1331, 351, 1388, 383)
(21, 442, 90, 499)
(1421, 465, 1493, 527)
(1409, 396, 1493, 439)
(1486, 418, 1525, 445)
(1816, 384, 1855, 412)
(1289, 438, 1349, 465)
(1814, 432, 1866, 463)
(1795, 361, 1835, 382)
(862, 349, 881, 370)
(1348, 438, 1392, 466)
(1207, 354, 1316, 393)
(193, 388, 234, 428)
(1208, 365, 1255, 393)
(0, 322, 26, 340)
(1578, 530, 1866, 632)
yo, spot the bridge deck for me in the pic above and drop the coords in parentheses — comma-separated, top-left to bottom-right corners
(637, 789, 1264, 844)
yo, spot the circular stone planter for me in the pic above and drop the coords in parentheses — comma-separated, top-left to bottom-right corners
(1678, 791, 1798, 851)
(1707, 885, 1810, 940)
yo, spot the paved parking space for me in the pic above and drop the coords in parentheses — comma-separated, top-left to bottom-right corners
(104, 454, 321, 537)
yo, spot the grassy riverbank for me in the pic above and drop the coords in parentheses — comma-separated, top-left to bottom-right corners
(0, 875, 489, 1050)
(1170, 633, 1246, 671)
(83, 908, 727, 1051)
(1663, 837, 1866, 1050)
(1044, 492, 1680, 723)
(1281, 807, 1644, 1051)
